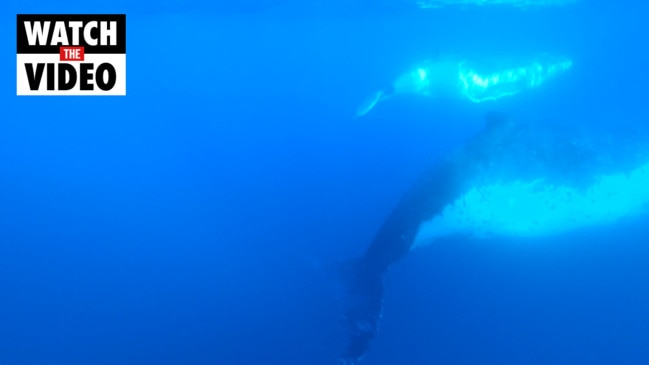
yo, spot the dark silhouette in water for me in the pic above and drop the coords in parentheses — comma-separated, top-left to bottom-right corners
(338, 161, 462, 364)
(337, 112, 649, 364)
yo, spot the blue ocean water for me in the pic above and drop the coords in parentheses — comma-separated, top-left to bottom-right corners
(2, 1, 649, 364)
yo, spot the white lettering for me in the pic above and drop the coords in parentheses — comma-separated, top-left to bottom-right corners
(84, 21, 98, 46)
(101, 21, 117, 46)
(68, 21, 83, 45)
(23, 21, 50, 46)
(50, 21, 69, 46)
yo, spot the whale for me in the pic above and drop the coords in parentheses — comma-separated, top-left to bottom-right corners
(356, 54, 573, 117)
(415, 0, 578, 8)
(337, 113, 649, 364)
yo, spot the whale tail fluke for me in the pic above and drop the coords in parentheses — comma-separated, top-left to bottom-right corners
(337, 257, 386, 364)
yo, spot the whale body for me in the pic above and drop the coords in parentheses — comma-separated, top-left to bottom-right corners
(416, 0, 578, 8)
(356, 55, 573, 117)
(338, 113, 649, 364)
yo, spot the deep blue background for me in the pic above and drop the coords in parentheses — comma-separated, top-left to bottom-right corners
(2, 1, 649, 364)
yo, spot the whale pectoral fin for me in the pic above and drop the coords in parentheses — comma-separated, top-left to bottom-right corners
(356, 90, 385, 117)
(338, 258, 385, 364)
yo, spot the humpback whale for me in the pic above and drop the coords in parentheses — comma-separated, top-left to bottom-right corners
(356, 54, 573, 117)
(338, 113, 649, 364)
(415, 0, 578, 8)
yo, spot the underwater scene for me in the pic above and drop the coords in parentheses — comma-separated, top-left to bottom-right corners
(2, 0, 649, 364)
